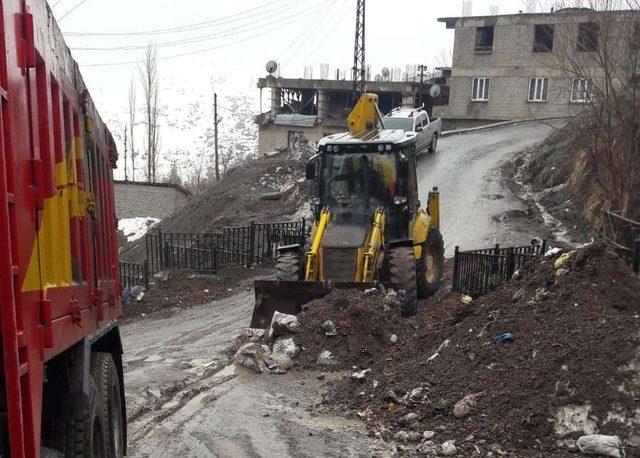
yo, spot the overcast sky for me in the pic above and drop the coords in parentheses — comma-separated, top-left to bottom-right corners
(50, 0, 532, 115)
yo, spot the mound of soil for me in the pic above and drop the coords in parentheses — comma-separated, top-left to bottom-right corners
(122, 265, 271, 321)
(296, 244, 640, 455)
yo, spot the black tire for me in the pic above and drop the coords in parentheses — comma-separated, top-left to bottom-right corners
(65, 374, 108, 458)
(276, 249, 303, 281)
(417, 229, 445, 298)
(91, 353, 125, 458)
(384, 247, 418, 316)
(428, 133, 438, 153)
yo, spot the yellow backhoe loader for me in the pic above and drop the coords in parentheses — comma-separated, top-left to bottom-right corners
(251, 94, 445, 328)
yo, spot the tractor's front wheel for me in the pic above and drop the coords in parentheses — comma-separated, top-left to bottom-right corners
(276, 249, 303, 281)
(384, 247, 418, 316)
(417, 229, 445, 298)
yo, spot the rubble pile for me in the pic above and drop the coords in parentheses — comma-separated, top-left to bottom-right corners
(298, 244, 640, 455)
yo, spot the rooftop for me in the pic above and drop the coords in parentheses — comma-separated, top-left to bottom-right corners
(114, 180, 192, 197)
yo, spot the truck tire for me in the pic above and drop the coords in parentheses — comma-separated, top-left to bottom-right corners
(417, 229, 445, 298)
(276, 249, 303, 281)
(384, 247, 418, 316)
(428, 133, 438, 153)
(66, 374, 108, 458)
(92, 353, 125, 458)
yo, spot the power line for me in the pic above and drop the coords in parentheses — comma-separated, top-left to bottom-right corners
(78, 10, 315, 68)
(51, 0, 66, 8)
(63, 0, 302, 37)
(58, 0, 89, 21)
(70, 0, 327, 52)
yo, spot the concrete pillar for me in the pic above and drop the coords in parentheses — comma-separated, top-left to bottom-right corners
(317, 89, 327, 122)
(270, 88, 281, 116)
(402, 92, 415, 108)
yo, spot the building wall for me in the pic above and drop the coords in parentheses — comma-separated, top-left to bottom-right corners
(114, 183, 190, 220)
(442, 11, 621, 120)
(258, 123, 346, 154)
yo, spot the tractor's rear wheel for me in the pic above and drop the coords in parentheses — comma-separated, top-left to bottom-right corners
(384, 247, 418, 316)
(417, 229, 445, 298)
(91, 353, 124, 458)
(276, 249, 303, 281)
(66, 374, 107, 458)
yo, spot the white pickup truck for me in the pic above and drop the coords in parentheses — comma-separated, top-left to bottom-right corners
(382, 107, 442, 155)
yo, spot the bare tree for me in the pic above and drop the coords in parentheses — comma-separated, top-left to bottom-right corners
(123, 125, 128, 181)
(128, 77, 137, 182)
(139, 45, 160, 183)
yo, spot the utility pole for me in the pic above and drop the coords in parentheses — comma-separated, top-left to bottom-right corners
(214, 92, 220, 182)
(417, 65, 427, 108)
(352, 0, 366, 100)
(123, 126, 128, 181)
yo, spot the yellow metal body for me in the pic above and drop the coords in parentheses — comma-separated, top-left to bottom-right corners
(358, 208, 386, 282)
(347, 93, 382, 133)
(305, 208, 330, 281)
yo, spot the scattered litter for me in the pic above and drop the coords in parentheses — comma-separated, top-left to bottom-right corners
(402, 386, 429, 405)
(427, 339, 451, 362)
(316, 350, 341, 368)
(554, 252, 572, 269)
(390, 334, 398, 343)
(493, 332, 513, 342)
(460, 294, 473, 305)
(351, 368, 371, 381)
(364, 288, 379, 295)
(545, 247, 562, 257)
(321, 320, 338, 337)
(273, 337, 300, 359)
(577, 434, 624, 458)
(441, 440, 457, 456)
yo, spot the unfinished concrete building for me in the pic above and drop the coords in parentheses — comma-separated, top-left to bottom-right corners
(255, 75, 449, 154)
(437, 8, 638, 127)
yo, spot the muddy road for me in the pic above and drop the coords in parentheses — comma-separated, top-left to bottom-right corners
(121, 287, 371, 457)
(122, 122, 557, 456)
(418, 121, 557, 253)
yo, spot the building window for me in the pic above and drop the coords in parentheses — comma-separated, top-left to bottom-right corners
(577, 22, 599, 52)
(475, 26, 494, 52)
(571, 78, 593, 103)
(471, 77, 490, 101)
(533, 25, 554, 52)
(528, 77, 549, 102)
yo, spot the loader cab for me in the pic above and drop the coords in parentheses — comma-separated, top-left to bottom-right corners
(310, 130, 419, 240)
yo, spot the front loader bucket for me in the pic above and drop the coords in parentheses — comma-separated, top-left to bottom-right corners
(251, 280, 384, 329)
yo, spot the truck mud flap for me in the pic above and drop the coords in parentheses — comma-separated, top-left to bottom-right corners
(251, 280, 387, 329)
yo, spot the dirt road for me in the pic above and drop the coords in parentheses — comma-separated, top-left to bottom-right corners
(418, 121, 557, 253)
(121, 288, 371, 457)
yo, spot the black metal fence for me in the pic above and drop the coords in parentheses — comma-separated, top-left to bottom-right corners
(143, 220, 307, 276)
(452, 241, 547, 298)
(120, 261, 149, 289)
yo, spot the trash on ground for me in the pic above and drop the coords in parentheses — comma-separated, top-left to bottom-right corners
(577, 434, 624, 458)
(269, 311, 301, 339)
(273, 337, 300, 359)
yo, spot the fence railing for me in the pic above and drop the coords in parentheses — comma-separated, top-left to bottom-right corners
(143, 220, 307, 276)
(601, 205, 640, 274)
(452, 241, 547, 298)
(119, 261, 149, 290)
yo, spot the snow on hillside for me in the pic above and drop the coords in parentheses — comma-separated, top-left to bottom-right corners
(118, 217, 160, 242)
(106, 63, 260, 186)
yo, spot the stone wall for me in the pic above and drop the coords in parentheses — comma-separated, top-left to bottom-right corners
(114, 182, 191, 220)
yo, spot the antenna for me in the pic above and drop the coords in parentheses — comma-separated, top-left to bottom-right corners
(265, 60, 278, 75)
(490, 4, 499, 15)
(352, 0, 366, 98)
(462, 0, 472, 16)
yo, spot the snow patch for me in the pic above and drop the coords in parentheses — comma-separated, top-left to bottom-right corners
(119, 217, 160, 242)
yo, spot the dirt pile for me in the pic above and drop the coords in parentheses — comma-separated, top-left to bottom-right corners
(295, 244, 640, 456)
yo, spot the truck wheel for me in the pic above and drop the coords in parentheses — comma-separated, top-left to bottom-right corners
(276, 249, 303, 281)
(384, 247, 418, 316)
(428, 133, 438, 153)
(66, 374, 108, 458)
(417, 229, 445, 298)
(92, 353, 125, 458)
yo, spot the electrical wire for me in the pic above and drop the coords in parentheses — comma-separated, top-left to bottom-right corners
(63, 0, 304, 37)
(51, 0, 66, 8)
(70, 0, 328, 52)
(58, 0, 89, 21)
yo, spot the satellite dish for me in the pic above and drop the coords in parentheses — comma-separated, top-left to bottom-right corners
(429, 84, 442, 98)
(265, 60, 278, 75)
(374, 74, 383, 82)
(381, 67, 390, 78)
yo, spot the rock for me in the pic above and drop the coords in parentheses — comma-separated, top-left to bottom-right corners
(269, 312, 301, 339)
(399, 413, 418, 425)
(233, 328, 265, 351)
(393, 431, 409, 443)
(512, 287, 526, 302)
(317, 350, 341, 367)
(260, 192, 282, 201)
(454, 392, 485, 418)
(364, 287, 379, 295)
(321, 320, 338, 337)
(407, 431, 423, 443)
(417, 440, 438, 455)
(390, 334, 398, 344)
(233, 343, 273, 374)
(423, 431, 436, 440)
(441, 440, 457, 456)
(273, 337, 300, 359)
(268, 351, 293, 372)
(351, 368, 371, 381)
(577, 434, 624, 457)
(384, 390, 400, 403)
(402, 386, 429, 405)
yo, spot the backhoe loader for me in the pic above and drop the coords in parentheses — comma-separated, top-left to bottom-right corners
(251, 94, 445, 328)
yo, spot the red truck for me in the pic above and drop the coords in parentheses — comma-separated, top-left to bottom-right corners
(0, 1, 125, 456)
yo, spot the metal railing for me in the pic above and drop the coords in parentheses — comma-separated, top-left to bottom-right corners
(119, 261, 149, 289)
(144, 220, 307, 276)
(452, 242, 547, 298)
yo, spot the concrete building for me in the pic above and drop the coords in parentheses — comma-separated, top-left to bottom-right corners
(114, 181, 192, 220)
(255, 75, 449, 154)
(436, 8, 637, 126)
